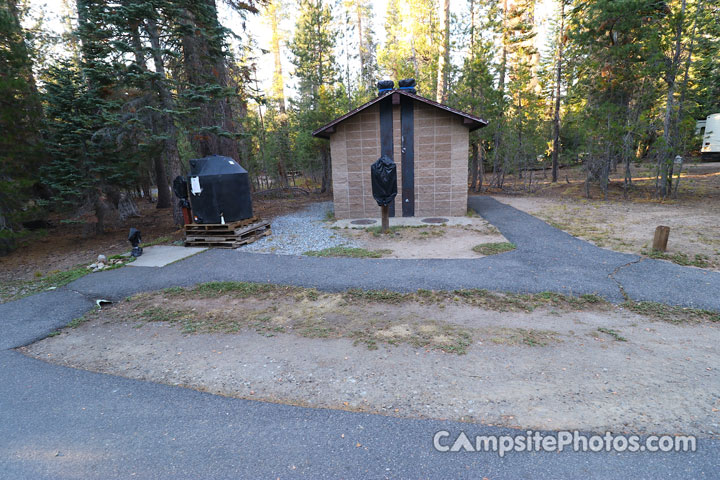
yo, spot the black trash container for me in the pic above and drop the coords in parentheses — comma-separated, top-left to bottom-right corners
(371, 155, 397, 207)
(187, 155, 253, 224)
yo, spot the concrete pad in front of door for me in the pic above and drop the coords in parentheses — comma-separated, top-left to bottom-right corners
(126, 245, 207, 268)
(331, 216, 474, 229)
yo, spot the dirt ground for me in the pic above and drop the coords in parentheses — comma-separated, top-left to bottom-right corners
(494, 194, 720, 270)
(22, 285, 720, 437)
(337, 219, 509, 259)
(0, 191, 330, 291)
(485, 161, 720, 270)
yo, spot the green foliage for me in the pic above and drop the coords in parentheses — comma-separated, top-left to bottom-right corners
(643, 249, 712, 268)
(472, 242, 516, 255)
(597, 327, 627, 342)
(0, 265, 90, 303)
(0, 0, 45, 228)
(287, 0, 347, 189)
(3, 0, 720, 229)
(622, 301, 720, 323)
(377, 0, 440, 97)
(191, 281, 280, 298)
(290, 0, 339, 105)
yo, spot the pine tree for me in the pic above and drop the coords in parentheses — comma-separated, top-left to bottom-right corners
(340, 0, 378, 95)
(289, 0, 341, 192)
(451, 0, 501, 191)
(566, 0, 666, 197)
(436, 0, 450, 102)
(0, 0, 45, 237)
(177, 0, 256, 162)
(377, 0, 440, 94)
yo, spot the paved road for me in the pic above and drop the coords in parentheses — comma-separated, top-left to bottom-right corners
(1, 196, 719, 478)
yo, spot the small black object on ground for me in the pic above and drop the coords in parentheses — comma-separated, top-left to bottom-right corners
(128, 228, 143, 257)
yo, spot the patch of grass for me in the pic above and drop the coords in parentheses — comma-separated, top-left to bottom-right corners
(579, 293, 605, 304)
(418, 229, 445, 237)
(597, 327, 627, 342)
(143, 236, 173, 248)
(136, 306, 210, 334)
(451, 289, 609, 313)
(365, 225, 400, 236)
(324, 210, 336, 222)
(304, 247, 392, 258)
(472, 242, 517, 255)
(299, 323, 336, 338)
(643, 249, 712, 268)
(488, 327, 560, 347)
(0, 266, 91, 303)
(67, 315, 91, 328)
(344, 289, 406, 303)
(191, 281, 280, 298)
(103, 256, 135, 270)
(163, 286, 186, 295)
(546, 220, 567, 230)
(351, 320, 474, 354)
(623, 301, 720, 323)
(364, 225, 428, 236)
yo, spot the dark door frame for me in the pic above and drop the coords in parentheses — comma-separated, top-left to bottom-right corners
(400, 96, 415, 216)
(378, 96, 395, 217)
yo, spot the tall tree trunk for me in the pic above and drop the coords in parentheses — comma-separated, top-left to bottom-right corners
(145, 17, 183, 224)
(551, 0, 565, 183)
(659, 0, 687, 197)
(269, 0, 286, 113)
(356, 2, 367, 87)
(181, 1, 240, 161)
(129, 24, 171, 209)
(675, 0, 703, 150)
(267, 1, 289, 186)
(469, 0, 475, 60)
(6, 0, 41, 115)
(152, 125, 172, 208)
(321, 146, 331, 194)
(436, 0, 450, 103)
(491, 0, 508, 187)
(477, 146, 484, 192)
(470, 142, 479, 191)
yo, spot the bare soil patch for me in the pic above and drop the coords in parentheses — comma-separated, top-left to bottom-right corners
(22, 283, 720, 437)
(337, 218, 508, 259)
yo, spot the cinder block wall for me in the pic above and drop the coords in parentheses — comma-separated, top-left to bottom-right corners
(413, 103, 468, 217)
(330, 101, 468, 219)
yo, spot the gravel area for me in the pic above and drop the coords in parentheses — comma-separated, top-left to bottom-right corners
(240, 202, 359, 255)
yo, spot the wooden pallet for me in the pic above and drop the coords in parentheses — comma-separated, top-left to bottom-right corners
(184, 216, 258, 233)
(184, 219, 271, 248)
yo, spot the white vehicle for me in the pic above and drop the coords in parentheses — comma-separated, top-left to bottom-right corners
(700, 113, 720, 161)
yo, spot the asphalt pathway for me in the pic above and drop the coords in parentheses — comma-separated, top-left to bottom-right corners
(1, 196, 718, 478)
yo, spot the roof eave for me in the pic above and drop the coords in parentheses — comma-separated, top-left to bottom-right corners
(311, 89, 488, 138)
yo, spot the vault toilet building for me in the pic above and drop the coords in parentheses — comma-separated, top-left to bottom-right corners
(312, 87, 487, 219)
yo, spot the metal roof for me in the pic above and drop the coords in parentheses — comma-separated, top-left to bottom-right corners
(311, 89, 489, 139)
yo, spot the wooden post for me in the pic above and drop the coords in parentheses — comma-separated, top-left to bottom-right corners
(653, 226, 670, 252)
(381, 205, 389, 234)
